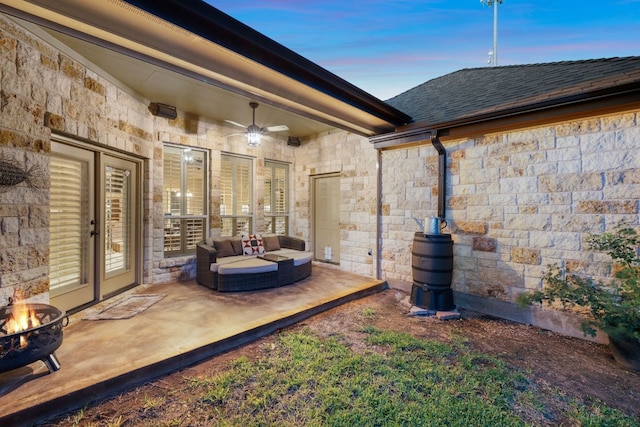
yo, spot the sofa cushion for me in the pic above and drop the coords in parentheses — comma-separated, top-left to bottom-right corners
(271, 249, 314, 266)
(263, 235, 281, 252)
(213, 239, 236, 258)
(230, 237, 244, 255)
(241, 234, 265, 255)
(209, 255, 250, 273)
(217, 257, 277, 275)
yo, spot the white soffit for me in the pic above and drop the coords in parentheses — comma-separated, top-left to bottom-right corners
(1, 0, 396, 136)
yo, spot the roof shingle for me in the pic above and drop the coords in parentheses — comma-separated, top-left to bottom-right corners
(385, 57, 640, 128)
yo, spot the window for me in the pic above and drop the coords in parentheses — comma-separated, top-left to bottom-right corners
(163, 145, 208, 256)
(220, 154, 253, 236)
(264, 161, 289, 235)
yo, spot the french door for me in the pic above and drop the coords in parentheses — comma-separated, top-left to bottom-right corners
(50, 139, 140, 312)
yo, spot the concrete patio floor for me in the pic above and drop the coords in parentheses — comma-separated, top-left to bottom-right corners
(0, 264, 387, 426)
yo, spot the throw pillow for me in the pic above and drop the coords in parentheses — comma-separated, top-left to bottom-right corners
(213, 239, 235, 258)
(263, 235, 281, 252)
(241, 234, 265, 255)
(230, 237, 244, 255)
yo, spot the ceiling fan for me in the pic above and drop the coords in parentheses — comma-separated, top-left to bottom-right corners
(225, 102, 289, 146)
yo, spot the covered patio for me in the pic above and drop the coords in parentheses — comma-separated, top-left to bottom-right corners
(0, 265, 387, 425)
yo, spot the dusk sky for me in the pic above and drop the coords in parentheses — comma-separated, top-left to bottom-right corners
(206, 1, 639, 100)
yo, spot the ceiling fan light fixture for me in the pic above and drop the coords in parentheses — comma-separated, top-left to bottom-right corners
(247, 103, 262, 147)
(226, 101, 288, 147)
(246, 124, 262, 147)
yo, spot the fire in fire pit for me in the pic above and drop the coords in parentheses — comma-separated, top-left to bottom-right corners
(0, 300, 67, 374)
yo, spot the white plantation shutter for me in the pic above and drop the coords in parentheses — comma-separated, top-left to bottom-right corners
(273, 163, 287, 215)
(264, 174, 272, 214)
(186, 153, 205, 216)
(220, 154, 253, 236)
(220, 157, 233, 216)
(163, 149, 182, 215)
(50, 156, 89, 289)
(105, 165, 130, 273)
(264, 161, 289, 235)
(163, 145, 208, 256)
(236, 159, 251, 215)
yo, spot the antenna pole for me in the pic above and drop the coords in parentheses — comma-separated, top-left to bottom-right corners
(481, 0, 502, 66)
(492, 0, 498, 66)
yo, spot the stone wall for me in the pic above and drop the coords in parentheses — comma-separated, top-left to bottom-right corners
(295, 130, 378, 276)
(0, 14, 297, 303)
(0, 14, 160, 304)
(380, 111, 639, 337)
(294, 110, 639, 333)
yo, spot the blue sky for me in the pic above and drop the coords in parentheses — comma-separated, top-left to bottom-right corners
(206, 1, 640, 100)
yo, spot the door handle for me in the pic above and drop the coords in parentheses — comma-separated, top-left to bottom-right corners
(90, 220, 98, 237)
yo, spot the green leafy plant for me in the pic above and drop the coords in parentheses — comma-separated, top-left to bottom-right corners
(517, 224, 640, 342)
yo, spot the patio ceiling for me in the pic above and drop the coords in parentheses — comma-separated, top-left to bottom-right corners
(0, 0, 411, 139)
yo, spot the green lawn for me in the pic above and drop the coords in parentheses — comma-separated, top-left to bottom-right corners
(181, 325, 637, 427)
(57, 309, 639, 427)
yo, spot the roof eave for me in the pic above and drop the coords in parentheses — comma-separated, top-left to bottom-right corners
(123, 0, 412, 128)
(395, 82, 640, 140)
(0, 0, 411, 136)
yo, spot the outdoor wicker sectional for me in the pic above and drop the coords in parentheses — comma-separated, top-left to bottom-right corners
(196, 234, 313, 292)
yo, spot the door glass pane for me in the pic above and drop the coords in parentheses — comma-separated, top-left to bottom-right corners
(50, 156, 89, 291)
(105, 165, 131, 274)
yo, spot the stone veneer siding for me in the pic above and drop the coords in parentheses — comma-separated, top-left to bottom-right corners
(379, 112, 639, 340)
(296, 110, 638, 339)
(294, 130, 378, 277)
(380, 113, 639, 301)
(0, 15, 296, 305)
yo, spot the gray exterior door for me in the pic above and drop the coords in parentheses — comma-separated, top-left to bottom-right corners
(313, 175, 340, 263)
(50, 138, 140, 312)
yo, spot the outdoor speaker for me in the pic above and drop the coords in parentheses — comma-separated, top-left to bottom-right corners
(287, 136, 301, 147)
(149, 102, 177, 119)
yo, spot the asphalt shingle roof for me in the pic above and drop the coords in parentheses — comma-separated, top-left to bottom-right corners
(385, 57, 640, 128)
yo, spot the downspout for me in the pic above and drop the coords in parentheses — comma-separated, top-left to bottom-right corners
(372, 129, 446, 280)
(431, 132, 447, 219)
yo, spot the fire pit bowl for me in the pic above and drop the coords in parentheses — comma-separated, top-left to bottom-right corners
(0, 303, 68, 374)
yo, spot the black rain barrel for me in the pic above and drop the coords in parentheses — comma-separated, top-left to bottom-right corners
(410, 232, 455, 311)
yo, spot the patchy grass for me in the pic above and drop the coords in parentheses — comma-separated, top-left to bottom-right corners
(360, 307, 376, 318)
(47, 315, 639, 427)
(123, 327, 636, 427)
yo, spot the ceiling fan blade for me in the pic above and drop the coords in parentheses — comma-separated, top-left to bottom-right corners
(263, 125, 289, 132)
(225, 132, 245, 138)
(225, 120, 247, 129)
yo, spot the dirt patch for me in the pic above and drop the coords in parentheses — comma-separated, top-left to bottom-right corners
(43, 289, 640, 425)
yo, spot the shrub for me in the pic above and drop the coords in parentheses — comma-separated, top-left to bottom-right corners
(517, 224, 640, 342)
